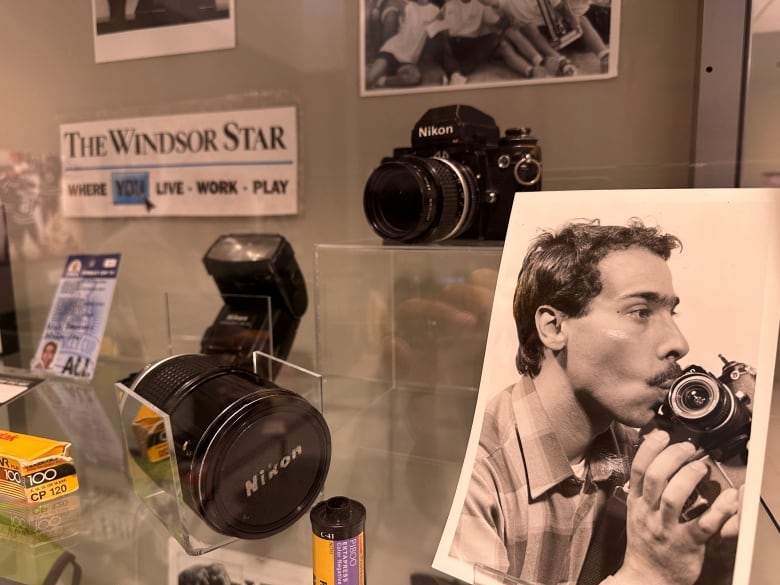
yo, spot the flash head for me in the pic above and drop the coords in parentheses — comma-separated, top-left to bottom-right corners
(202, 234, 307, 317)
(201, 234, 307, 374)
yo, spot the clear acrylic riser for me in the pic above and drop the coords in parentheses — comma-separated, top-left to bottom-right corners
(314, 242, 508, 583)
(165, 292, 274, 367)
(314, 241, 503, 391)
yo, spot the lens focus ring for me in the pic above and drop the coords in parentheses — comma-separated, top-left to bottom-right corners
(363, 156, 476, 243)
(423, 157, 476, 243)
(131, 353, 226, 409)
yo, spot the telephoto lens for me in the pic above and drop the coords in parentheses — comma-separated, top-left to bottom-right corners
(129, 353, 331, 539)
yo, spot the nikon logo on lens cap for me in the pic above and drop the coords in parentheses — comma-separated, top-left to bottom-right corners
(130, 353, 331, 539)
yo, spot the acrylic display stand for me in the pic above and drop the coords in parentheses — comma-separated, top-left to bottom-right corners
(115, 350, 324, 555)
(314, 241, 502, 391)
(165, 292, 274, 366)
(314, 242, 503, 585)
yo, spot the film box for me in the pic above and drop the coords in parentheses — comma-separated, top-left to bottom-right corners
(131, 404, 169, 463)
(0, 430, 79, 505)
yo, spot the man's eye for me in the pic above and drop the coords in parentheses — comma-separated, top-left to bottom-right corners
(628, 308, 652, 319)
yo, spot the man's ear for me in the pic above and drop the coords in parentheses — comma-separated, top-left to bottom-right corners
(534, 305, 568, 351)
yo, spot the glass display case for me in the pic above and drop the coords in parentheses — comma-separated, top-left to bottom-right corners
(0, 240, 777, 585)
(0, 1, 777, 584)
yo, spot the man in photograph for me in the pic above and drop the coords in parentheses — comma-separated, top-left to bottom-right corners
(450, 219, 742, 585)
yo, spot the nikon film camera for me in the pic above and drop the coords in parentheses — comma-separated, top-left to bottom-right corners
(650, 355, 754, 520)
(363, 105, 542, 244)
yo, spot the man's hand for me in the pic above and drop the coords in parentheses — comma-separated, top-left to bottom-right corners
(613, 430, 740, 585)
(384, 268, 497, 385)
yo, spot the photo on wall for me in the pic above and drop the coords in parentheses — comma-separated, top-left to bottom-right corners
(0, 150, 83, 261)
(361, 0, 619, 96)
(432, 188, 779, 585)
(92, 0, 235, 63)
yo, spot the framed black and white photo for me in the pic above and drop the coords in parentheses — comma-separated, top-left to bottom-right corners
(92, 0, 235, 63)
(361, 0, 620, 96)
(433, 188, 779, 585)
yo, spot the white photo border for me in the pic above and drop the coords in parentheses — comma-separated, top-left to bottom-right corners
(92, 0, 236, 63)
(433, 188, 780, 585)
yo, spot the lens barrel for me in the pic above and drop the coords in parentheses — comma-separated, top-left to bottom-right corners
(363, 156, 477, 243)
(130, 354, 331, 539)
(667, 372, 734, 432)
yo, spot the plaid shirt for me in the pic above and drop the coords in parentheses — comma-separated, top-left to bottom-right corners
(450, 378, 635, 585)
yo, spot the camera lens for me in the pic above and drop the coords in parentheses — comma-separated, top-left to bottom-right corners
(130, 354, 331, 539)
(363, 156, 477, 243)
(667, 373, 734, 431)
(680, 385, 711, 411)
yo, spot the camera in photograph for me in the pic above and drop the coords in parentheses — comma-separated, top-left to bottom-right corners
(655, 356, 753, 461)
(363, 105, 542, 244)
(651, 355, 754, 519)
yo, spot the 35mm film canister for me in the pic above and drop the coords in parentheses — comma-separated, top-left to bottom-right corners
(311, 496, 366, 585)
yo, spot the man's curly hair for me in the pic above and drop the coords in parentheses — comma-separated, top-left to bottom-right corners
(513, 219, 682, 377)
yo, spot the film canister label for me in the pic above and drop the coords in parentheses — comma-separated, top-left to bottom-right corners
(311, 496, 366, 585)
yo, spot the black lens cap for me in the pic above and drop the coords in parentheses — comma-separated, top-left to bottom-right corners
(193, 389, 331, 539)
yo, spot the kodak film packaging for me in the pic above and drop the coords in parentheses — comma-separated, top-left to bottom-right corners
(0, 430, 79, 505)
(131, 404, 169, 463)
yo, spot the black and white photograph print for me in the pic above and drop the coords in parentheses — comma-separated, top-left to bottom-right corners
(361, 0, 620, 96)
(0, 150, 84, 261)
(432, 188, 780, 585)
(92, 0, 235, 63)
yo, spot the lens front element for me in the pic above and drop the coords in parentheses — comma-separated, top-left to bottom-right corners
(363, 156, 477, 243)
(668, 373, 733, 431)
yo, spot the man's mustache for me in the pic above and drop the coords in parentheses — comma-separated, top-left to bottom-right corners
(647, 363, 684, 387)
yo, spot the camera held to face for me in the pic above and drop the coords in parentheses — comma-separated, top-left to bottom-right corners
(651, 355, 754, 520)
(655, 356, 753, 462)
(363, 105, 542, 244)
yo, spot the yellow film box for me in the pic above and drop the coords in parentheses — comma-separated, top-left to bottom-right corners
(131, 404, 170, 463)
(0, 430, 79, 505)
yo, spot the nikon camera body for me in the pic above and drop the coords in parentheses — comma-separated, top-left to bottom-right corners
(650, 355, 754, 520)
(363, 105, 542, 244)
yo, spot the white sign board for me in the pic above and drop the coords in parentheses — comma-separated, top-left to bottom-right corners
(60, 106, 298, 218)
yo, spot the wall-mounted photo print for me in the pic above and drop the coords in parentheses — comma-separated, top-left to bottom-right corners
(92, 0, 235, 63)
(433, 188, 779, 585)
(0, 150, 84, 261)
(361, 0, 619, 96)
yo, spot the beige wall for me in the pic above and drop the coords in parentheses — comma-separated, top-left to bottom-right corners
(0, 0, 703, 369)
